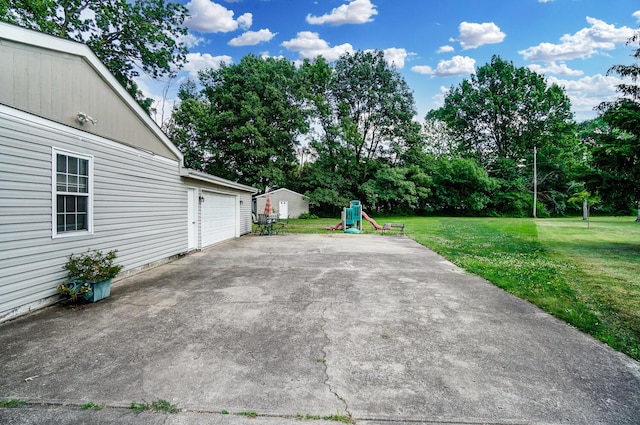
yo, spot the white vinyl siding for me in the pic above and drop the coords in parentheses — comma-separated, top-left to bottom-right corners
(239, 193, 252, 235)
(255, 188, 309, 219)
(0, 107, 188, 321)
(201, 192, 236, 247)
(0, 24, 257, 323)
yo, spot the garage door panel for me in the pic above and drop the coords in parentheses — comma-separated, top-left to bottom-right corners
(202, 192, 236, 247)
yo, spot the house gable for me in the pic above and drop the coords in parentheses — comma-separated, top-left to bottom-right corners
(0, 22, 181, 161)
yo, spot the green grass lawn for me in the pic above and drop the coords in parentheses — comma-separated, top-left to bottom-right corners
(283, 215, 640, 360)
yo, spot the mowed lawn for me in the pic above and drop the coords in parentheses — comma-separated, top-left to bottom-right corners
(284, 216, 640, 360)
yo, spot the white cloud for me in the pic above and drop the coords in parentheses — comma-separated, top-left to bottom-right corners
(228, 29, 277, 46)
(520, 41, 590, 63)
(539, 0, 553, 3)
(411, 56, 476, 77)
(434, 56, 476, 76)
(548, 74, 623, 120)
(634, 10, 640, 23)
(306, 0, 378, 25)
(527, 61, 584, 76)
(437, 45, 454, 54)
(132, 74, 182, 127)
(380, 47, 411, 69)
(177, 32, 206, 49)
(259, 51, 285, 60)
(237, 13, 252, 30)
(519, 16, 635, 62)
(457, 22, 506, 50)
(411, 65, 434, 75)
(281, 31, 354, 62)
(183, 52, 233, 78)
(412, 55, 476, 77)
(434, 85, 449, 106)
(185, 0, 252, 33)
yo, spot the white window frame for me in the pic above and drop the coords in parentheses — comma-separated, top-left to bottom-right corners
(51, 147, 94, 238)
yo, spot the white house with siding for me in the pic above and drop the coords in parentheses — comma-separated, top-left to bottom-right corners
(255, 188, 310, 219)
(0, 22, 257, 322)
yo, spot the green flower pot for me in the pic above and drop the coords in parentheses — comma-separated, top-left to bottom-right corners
(86, 279, 112, 302)
(64, 278, 112, 303)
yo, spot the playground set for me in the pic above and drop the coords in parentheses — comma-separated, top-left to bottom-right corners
(326, 200, 383, 234)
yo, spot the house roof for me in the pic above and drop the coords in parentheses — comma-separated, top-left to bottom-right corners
(254, 188, 308, 199)
(0, 21, 183, 162)
(181, 168, 259, 194)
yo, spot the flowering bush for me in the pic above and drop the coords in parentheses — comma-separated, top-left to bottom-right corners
(62, 249, 122, 282)
(56, 250, 122, 303)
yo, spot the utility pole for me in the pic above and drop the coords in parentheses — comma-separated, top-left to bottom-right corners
(533, 146, 537, 219)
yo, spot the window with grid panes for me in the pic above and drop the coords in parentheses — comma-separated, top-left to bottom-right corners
(55, 152, 91, 233)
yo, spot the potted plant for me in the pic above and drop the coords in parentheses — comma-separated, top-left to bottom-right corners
(56, 249, 123, 303)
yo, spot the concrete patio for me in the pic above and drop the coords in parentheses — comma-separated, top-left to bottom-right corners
(1, 234, 638, 424)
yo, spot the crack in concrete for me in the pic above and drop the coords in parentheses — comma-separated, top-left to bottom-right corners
(319, 303, 351, 417)
(308, 268, 331, 299)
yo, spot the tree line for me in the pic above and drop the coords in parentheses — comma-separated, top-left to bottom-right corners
(2, 1, 638, 217)
(168, 46, 640, 218)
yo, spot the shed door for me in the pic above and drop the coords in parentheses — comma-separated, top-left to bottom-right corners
(279, 201, 288, 219)
(201, 192, 236, 247)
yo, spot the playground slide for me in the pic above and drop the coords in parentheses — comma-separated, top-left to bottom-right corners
(326, 221, 343, 231)
(362, 211, 382, 230)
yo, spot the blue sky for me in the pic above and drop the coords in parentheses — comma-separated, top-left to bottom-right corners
(139, 0, 640, 125)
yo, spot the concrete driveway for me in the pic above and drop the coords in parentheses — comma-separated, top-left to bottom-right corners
(1, 234, 639, 425)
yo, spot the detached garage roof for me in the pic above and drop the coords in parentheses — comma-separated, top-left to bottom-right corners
(255, 188, 308, 199)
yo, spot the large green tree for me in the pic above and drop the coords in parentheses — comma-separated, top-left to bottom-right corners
(168, 55, 308, 191)
(585, 101, 640, 215)
(296, 50, 422, 213)
(427, 157, 498, 214)
(0, 0, 189, 112)
(294, 57, 351, 210)
(606, 31, 640, 102)
(333, 51, 418, 168)
(428, 55, 574, 167)
(428, 55, 578, 216)
(360, 163, 431, 214)
(587, 31, 640, 217)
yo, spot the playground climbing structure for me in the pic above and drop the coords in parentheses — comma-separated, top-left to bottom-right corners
(327, 200, 382, 233)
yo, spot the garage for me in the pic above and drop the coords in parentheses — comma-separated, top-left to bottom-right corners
(201, 192, 237, 247)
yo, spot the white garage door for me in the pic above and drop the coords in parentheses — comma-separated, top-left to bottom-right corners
(201, 192, 236, 247)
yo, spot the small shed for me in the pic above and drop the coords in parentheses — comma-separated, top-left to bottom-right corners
(255, 188, 309, 219)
